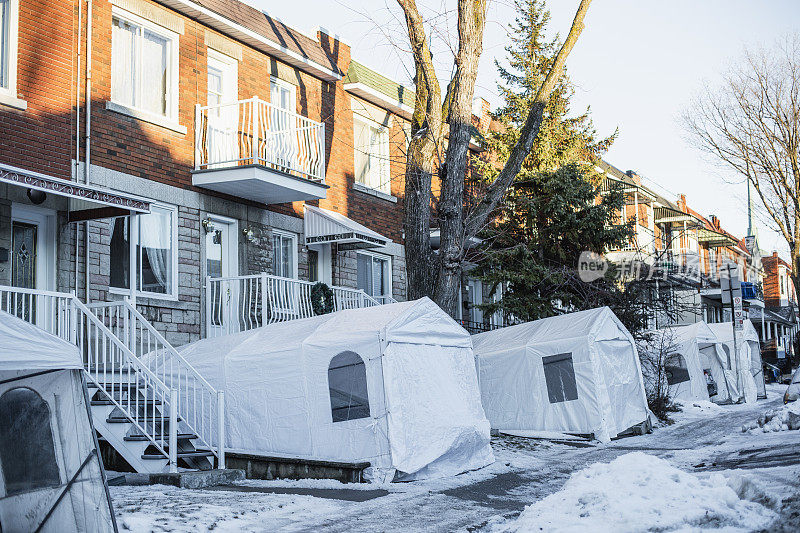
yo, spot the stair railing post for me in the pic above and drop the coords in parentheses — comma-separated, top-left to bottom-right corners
(217, 391, 225, 470)
(69, 293, 78, 346)
(169, 388, 178, 473)
(260, 272, 268, 327)
(205, 276, 212, 338)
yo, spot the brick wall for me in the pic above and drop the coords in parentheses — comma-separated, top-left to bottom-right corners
(0, 0, 76, 179)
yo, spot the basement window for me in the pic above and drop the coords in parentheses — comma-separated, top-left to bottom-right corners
(328, 351, 370, 423)
(542, 352, 578, 403)
(0, 387, 60, 495)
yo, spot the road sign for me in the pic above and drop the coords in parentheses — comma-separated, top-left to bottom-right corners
(720, 268, 741, 305)
(744, 235, 757, 254)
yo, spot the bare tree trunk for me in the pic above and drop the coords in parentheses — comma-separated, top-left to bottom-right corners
(435, 0, 487, 317)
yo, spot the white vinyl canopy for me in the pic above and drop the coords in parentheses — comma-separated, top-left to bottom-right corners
(0, 311, 116, 532)
(178, 298, 494, 481)
(652, 322, 739, 404)
(707, 321, 765, 402)
(472, 307, 650, 443)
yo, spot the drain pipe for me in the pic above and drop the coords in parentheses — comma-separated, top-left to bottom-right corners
(74, 0, 82, 298)
(84, 0, 92, 303)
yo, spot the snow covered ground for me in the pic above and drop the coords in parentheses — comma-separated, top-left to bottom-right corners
(111, 384, 800, 532)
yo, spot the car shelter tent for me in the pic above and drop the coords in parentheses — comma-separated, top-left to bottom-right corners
(708, 321, 765, 402)
(653, 322, 739, 404)
(472, 307, 650, 443)
(0, 311, 117, 533)
(177, 297, 494, 482)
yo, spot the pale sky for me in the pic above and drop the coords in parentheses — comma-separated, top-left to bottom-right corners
(255, 0, 800, 258)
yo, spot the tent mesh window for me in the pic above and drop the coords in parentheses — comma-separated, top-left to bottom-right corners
(665, 354, 691, 386)
(328, 351, 371, 422)
(542, 353, 579, 403)
(0, 387, 61, 495)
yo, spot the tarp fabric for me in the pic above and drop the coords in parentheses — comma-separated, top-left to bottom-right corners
(472, 307, 649, 443)
(177, 297, 494, 481)
(707, 321, 762, 403)
(0, 311, 115, 532)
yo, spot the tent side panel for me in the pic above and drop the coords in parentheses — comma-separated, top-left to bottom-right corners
(596, 339, 649, 435)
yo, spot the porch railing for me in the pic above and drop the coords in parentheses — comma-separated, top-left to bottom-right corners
(87, 300, 224, 467)
(205, 274, 396, 338)
(0, 286, 224, 471)
(195, 97, 325, 183)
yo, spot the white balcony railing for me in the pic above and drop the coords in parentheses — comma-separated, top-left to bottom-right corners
(205, 274, 398, 338)
(195, 97, 325, 183)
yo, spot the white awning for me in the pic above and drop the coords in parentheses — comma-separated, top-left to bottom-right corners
(304, 205, 390, 250)
(0, 163, 150, 221)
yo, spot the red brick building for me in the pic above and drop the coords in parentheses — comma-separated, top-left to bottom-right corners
(0, 0, 416, 345)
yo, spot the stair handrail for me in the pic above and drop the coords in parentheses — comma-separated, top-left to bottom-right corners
(87, 299, 225, 469)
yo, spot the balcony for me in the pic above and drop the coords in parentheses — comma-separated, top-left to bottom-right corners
(193, 97, 328, 204)
(205, 274, 398, 338)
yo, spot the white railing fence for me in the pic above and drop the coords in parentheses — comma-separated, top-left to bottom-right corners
(88, 300, 224, 468)
(195, 97, 326, 183)
(0, 286, 224, 472)
(206, 274, 393, 338)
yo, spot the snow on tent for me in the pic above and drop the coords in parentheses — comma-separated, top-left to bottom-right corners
(472, 307, 650, 443)
(785, 366, 800, 403)
(652, 322, 739, 404)
(176, 297, 494, 482)
(708, 321, 766, 402)
(0, 311, 117, 532)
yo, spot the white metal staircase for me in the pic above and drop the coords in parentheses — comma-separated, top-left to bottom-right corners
(0, 287, 224, 474)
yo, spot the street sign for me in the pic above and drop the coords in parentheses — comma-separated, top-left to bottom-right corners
(744, 235, 757, 254)
(720, 268, 741, 305)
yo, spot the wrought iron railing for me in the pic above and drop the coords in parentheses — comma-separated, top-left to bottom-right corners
(195, 97, 325, 183)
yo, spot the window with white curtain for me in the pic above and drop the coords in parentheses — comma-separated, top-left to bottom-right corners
(272, 231, 297, 279)
(354, 115, 390, 194)
(111, 10, 177, 119)
(110, 204, 178, 298)
(357, 252, 391, 298)
(0, 0, 18, 95)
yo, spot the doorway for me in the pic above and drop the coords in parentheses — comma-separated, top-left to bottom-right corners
(205, 215, 238, 335)
(10, 204, 56, 322)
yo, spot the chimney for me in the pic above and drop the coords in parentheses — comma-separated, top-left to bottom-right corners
(773, 251, 779, 258)
(472, 97, 492, 133)
(626, 170, 641, 186)
(677, 194, 687, 212)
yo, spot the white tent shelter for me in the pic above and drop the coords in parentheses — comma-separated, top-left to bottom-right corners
(178, 298, 494, 482)
(654, 322, 739, 404)
(472, 307, 650, 443)
(708, 321, 765, 402)
(0, 311, 116, 532)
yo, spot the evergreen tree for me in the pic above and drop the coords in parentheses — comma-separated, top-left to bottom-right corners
(472, 0, 646, 332)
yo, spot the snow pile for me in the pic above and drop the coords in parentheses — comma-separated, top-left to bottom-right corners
(502, 452, 775, 533)
(741, 401, 800, 433)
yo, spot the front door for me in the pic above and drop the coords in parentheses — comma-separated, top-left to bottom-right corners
(205, 216, 238, 335)
(9, 205, 56, 322)
(206, 51, 238, 167)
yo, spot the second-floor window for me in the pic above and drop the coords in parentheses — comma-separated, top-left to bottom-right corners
(0, 0, 18, 96)
(354, 116, 390, 194)
(111, 11, 178, 120)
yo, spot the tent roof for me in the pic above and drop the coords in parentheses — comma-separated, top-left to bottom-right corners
(707, 321, 759, 344)
(656, 321, 719, 346)
(179, 297, 470, 364)
(0, 311, 82, 371)
(472, 307, 622, 356)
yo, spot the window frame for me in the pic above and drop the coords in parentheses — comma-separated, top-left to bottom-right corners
(0, 0, 24, 109)
(356, 250, 392, 298)
(353, 114, 391, 195)
(207, 48, 238, 107)
(109, 7, 180, 126)
(328, 351, 371, 423)
(271, 229, 298, 280)
(109, 203, 180, 301)
(269, 76, 296, 113)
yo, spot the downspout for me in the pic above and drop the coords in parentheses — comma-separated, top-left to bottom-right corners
(84, 0, 92, 303)
(74, 0, 82, 298)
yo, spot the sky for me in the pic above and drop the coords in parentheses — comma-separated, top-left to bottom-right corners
(254, 0, 800, 257)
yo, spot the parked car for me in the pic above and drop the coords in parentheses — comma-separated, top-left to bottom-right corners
(784, 367, 800, 404)
(704, 369, 718, 397)
(764, 363, 782, 384)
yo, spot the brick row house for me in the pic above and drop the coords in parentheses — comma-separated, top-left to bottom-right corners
(754, 252, 799, 370)
(0, 0, 423, 472)
(600, 161, 766, 328)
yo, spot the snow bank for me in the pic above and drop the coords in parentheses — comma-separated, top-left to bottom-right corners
(675, 399, 724, 417)
(742, 401, 800, 433)
(502, 452, 775, 533)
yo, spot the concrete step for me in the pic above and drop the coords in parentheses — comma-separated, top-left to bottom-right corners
(141, 450, 215, 461)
